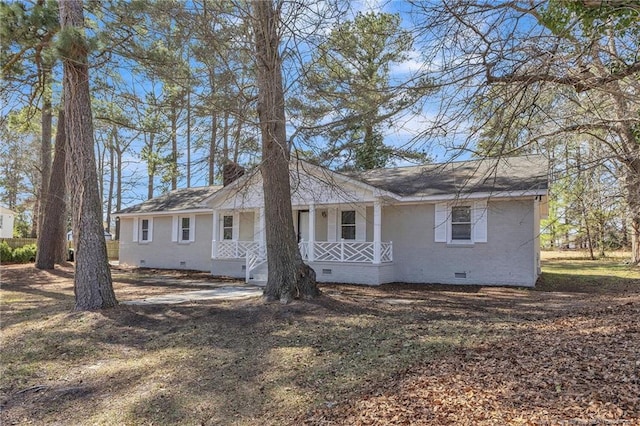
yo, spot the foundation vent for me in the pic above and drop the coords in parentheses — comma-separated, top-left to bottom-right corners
(322, 269, 332, 275)
(139, 260, 146, 266)
(180, 261, 186, 267)
(454, 272, 467, 279)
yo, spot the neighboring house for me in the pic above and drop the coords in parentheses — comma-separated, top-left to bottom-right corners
(0, 206, 15, 239)
(115, 156, 548, 287)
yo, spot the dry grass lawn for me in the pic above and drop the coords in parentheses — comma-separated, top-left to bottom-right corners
(1, 258, 639, 425)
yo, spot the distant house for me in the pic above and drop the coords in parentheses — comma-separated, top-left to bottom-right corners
(115, 156, 548, 287)
(0, 207, 15, 239)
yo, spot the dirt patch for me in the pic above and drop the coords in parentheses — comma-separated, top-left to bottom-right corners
(1, 262, 639, 425)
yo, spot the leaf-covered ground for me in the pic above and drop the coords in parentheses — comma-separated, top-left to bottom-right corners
(1, 259, 639, 425)
(303, 302, 640, 425)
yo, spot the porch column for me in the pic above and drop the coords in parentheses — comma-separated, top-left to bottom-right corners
(211, 210, 219, 259)
(257, 207, 265, 249)
(327, 206, 337, 242)
(373, 200, 382, 264)
(308, 203, 315, 262)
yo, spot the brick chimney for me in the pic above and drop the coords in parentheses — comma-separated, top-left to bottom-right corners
(223, 163, 245, 186)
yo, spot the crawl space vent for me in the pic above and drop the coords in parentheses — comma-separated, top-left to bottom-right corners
(454, 272, 467, 279)
(241, 265, 246, 271)
(322, 269, 332, 275)
(179, 261, 186, 267)
(139, 260, 146, 266)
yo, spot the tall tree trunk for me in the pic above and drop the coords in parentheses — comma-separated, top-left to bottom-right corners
(186, 88, 191, 188)
(208, 67, 217, 186)
(209, 111, 217, 185)
(627, 157, 640, 264)
(106, 129, 115, 235)
(36, 108, 68, 269)
(59, 0, 117, 310)
(171, 103, 178, 190)
(252, 0, 319, 303)
(37, 69, 53, 238)
(581, 200, 595, 260)
(147, 132, 155, 199)
(222, 110, 230, 163)
(233, 117, 242, 164)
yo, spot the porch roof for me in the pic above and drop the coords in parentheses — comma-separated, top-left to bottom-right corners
(351, 155, 548, 197)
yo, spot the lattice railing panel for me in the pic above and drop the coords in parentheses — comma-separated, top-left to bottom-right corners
(299, 242, 309, 260)
(380, 242, 393, 262)
(313, 241, 375, 263)
(216, 241, 260, 258)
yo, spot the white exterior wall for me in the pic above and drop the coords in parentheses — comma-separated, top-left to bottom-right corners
(119, 214, 213, 271)
(0, 212, 14, 238)
(239, 212, 255, 241)
(118, 197, 540, 287)
(211, 259, 246, 277)
(384, 200, 537, 286)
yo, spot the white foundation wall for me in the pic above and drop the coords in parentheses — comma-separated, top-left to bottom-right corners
(383, 200, 537, 286)
(211, 259, 246, 278)
(311, 261, 395, 285)
(119, 214, 213, 271)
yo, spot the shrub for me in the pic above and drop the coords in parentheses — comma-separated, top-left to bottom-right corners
(12, 244, 37, 263)
(0, 241, 12, 263)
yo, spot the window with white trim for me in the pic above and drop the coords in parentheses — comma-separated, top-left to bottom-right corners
(180, 217, 191, 242)
(434, 201, 487, 244)
(140, 219, 151, 242)
(341, 210, 356, 240)
(451, 206, 472, 241)
(223, 215, 233, 240)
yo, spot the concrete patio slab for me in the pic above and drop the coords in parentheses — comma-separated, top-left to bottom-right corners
(123, 286, 263, 305)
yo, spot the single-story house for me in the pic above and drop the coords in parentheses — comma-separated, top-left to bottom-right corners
(0, 206, 16, 239)
(115, 155, 548, 287)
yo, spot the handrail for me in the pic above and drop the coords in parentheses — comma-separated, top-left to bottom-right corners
(245, 244, 266, 283)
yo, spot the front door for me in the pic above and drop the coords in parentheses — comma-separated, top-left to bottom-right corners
(298, 210, 309, 242)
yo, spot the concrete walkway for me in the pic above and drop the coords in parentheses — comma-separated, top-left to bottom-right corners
(123, 286, 263, 305)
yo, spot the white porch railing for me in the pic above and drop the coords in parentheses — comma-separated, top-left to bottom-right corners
(214, 240, 393, 264)
(245, 244, 266, 283)
(216, 241, 261, 259)
(299, 241, 393, 263)
(380, 241, 393, 262)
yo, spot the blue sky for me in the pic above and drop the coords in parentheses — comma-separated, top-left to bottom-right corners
(2, 0, 475, 216)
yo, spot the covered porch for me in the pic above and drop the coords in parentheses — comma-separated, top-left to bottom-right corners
(210, 201, 394, 284)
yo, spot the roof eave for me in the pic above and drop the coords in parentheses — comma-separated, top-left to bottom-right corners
(114, 207, 213, 217)
(397, 188, 548, 203)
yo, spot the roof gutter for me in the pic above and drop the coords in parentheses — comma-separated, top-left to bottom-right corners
(396, 188, 548, 203)
(114, 208, 213, 218)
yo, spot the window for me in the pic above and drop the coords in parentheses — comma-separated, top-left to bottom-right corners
(434, 201, 487, 244)
(451, 206, 472, 241)
(180, 217, 190, 241)
(141, 219, 150, 241)
(341, 210, 356, 240)
(0, 215, 3, 229)
(223, 215, 233, 240)
(133, 218, 153, 243)
(171, 215, 194, 243)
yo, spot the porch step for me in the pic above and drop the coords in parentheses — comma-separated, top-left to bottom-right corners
(250, 276, 267, 286)
(249, 263, 268, 286)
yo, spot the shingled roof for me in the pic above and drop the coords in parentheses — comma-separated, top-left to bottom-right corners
(115, 186, 222, 215)
(351, 155, 548, 197)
